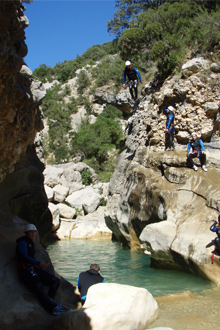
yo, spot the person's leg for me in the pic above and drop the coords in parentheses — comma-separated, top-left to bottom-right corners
(37, 269, 60, 300)
(187, 153, 197, 167)
(200, 153, 206, 167)
(22, 268, 57, 313)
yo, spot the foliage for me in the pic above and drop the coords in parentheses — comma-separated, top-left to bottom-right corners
(81, 168, 93, 186)
(33, 64, 54, 83)
(118, 1, 204, 75)
(91, 55, 124, 90)
(70, 105, 123, 164)
(119, 28, 145, 61)
(190, 10, 220, 52)
(76, 70, 90, 94)
(33, 42, 119, 84)
(107, 0, 166, 38)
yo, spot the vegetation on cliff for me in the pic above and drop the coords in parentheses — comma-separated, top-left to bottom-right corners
(33, 0, 220, 178)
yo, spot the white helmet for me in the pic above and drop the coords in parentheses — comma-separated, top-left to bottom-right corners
(24, 224, 37, 233)
(125, 60, 131, 66)
(168, 106, 175, 111)
(191, 132, 197, 137)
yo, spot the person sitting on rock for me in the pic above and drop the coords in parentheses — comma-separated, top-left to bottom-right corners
(16, 224, 68, 316)
(78, 263, 105, 306)
(187, 132, 207, 172)
(123, 60, 143, 101)
(164, 106, 175, 151)
(210, 215, 220, 237)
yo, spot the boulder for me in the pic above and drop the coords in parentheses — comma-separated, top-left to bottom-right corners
(57, 203, 76, 219)
(181, 57, 211, 78)
(45, 185, 54, 201)
(51, 283, 158, 330)
(66, 186, 101, 214)
(70, 206, 112, 239)
(53, 184, 69, 203)
(48, 202, 60, 229)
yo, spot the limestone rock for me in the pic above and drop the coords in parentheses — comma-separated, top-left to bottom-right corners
(45, 185, 54, 202)
(70, 206, 112, 240)
(49, 202, 60, 229)
(51, 283, 158, 330)
(66, 186, 101, 214)
(53, 184, 69, 203)
(181, 57, 211, 78)
(57, 203, 76, 219)
(0, 210, 79, 330)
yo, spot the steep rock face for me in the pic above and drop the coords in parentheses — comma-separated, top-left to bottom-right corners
(0, 1, 50, 237)
(105, 58, 220, 282)
(0, 209, 79, 330)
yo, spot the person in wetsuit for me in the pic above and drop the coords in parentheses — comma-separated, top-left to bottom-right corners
(209, 215, 220, 237)
(187, 132, 207, 172)
(78, 264, 105, 305)
(16, 224, 67, 315)
(164, 106, 175, 151)
(123, 60, 143, 101)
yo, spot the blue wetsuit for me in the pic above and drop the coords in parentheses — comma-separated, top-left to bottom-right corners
(164, 108, 175, 150)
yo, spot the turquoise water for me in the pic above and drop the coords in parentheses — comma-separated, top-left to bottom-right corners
(47, 239, 214, 297)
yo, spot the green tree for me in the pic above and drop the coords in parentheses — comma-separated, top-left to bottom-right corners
(107, 0, 166, 38)
(76, 70, 90, 94)
(118, 28, 145, 61)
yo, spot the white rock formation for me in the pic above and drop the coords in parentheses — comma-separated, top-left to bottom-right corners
(51, 283, 158, 330)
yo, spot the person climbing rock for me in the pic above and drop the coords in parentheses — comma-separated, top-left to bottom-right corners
(187, 132, 207, 171)
(123, 60, 143, 101)
(164, 106, 175, 151)
(210, 215, 220, 236)
(78, 264, 105, 306)
(16, 224, 68, 316)
(206, 236, 220, 263)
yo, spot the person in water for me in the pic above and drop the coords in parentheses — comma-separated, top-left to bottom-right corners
(187, 132, 208, 172)
(123, 60, 143, 101)
(78, 264, 105, 305)
(164, 106, 175, 151)
(16, 224, 68, 316)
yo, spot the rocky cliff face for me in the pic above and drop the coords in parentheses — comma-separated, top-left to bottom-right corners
(0, 0, 51, 238)
(105, 57, 220, 283)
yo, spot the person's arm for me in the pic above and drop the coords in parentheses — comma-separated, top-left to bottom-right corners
(134, 68, 142, 82)
(210, 221, 218, 232)
(123, 70, 126, 85)
(199, 139, 205, 152)
(17, 240, 40, 266)
(206, 240, 215, 248)
(187, 142, 191, 153)
(166, 114, 173, 129)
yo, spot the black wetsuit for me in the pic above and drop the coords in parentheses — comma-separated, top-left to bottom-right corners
(78, 269, 105, 305)
(123, 66, 142, 100)
(187, 138, 206, 167)
(16, 236, 60, 313)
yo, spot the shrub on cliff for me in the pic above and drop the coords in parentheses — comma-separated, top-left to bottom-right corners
(70, 105, 123, 165)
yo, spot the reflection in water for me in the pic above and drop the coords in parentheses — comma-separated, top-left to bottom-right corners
(47, 239, 213, 297)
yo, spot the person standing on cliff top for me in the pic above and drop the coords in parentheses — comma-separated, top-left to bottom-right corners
(78, 263, 105, 305)
(123, 60, 143, 101)
(186, 132, 207, 172)
(164, 106, 175, 151)
(16, 224, 68, 316)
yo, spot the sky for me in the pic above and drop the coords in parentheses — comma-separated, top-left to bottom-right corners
(24, 0, 116, 71)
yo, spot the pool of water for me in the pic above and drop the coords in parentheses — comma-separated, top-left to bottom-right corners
(47, 239, 214, 297)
